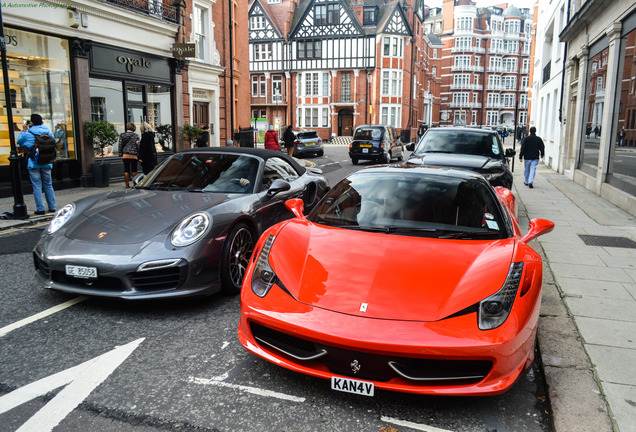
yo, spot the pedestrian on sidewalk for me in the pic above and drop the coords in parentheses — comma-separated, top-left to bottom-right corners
(118, 122, 140, 188)
(196, 125, 210, 147)
(283, 126, 296, 157)
(138, 121, 157, 175)
(17, 114, 56, 215)
(519, 126, 545, 189)
(264, 125, 279, 151)
(618, 128, 626, 147)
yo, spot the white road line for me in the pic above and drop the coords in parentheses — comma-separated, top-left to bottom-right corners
(0, 296, 88, 338)
(381, 416, 454, 432)
(189, 375, 305, 403)
(0, 338, 144, 432)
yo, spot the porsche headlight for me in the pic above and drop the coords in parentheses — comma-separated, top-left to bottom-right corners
(171, 213, 210, 247)
(47, 204, 75, 234)
(251, 235, 277, 297)
(478, 262, 524, 330)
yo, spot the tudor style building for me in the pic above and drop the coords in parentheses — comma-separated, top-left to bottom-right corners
(248, 0, 430, 142)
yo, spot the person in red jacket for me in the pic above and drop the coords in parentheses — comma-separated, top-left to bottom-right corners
(264, 125, 280, 151)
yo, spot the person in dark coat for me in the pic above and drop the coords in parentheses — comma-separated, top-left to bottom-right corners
(196, 125, 210, 147)
(264, 125, 279, 151)
(519, 126, 545, 189)
(283, 126, 296, 157)
(119, 122, 140, 188)
(138, 121, 157, 175)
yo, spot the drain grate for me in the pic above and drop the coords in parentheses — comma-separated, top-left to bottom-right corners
(579, 235, 636, 249)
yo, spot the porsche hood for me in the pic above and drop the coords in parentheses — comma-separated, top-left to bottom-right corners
(63, 189, 229, 244)
(270, 221, 516, 322)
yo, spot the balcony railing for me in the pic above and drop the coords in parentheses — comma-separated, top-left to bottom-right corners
(450, 65, 484, 72)
(450, 83, 483, 91)
(451, 46, 486, 54)
(101, 0, 179, 24)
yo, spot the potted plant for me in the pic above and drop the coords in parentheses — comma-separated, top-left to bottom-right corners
(155, 124, 173, 151)
(182, 123, 203, 148)
(85, 120, 118, 187)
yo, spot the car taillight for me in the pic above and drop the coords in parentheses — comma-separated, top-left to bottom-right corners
(294, 140, 301, 145)
(380, 143, 384, 150)
(349, 142, 352, 151)
(317, 138, 322, 143)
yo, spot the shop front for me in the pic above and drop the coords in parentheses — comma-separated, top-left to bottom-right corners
(0, 27, 77, 198)
(84, 43, 176, 185)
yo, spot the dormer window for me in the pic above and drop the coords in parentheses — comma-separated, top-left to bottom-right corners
(363, 7, 377, 26)
(315, 3, 340, 26)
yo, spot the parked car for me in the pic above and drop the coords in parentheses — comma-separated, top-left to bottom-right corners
(33, 147, 329, 300)
(405, 126, 516, 189)
(238, 165, 554, 396)
(281, 129, 324, 157)
(349, 124, 404, 165)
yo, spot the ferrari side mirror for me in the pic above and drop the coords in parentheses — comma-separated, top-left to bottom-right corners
(285, 198, 304, 218)
(521, 218, 555, 243)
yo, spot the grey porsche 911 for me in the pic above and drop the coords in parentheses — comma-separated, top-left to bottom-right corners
(32, 147, 329, 300)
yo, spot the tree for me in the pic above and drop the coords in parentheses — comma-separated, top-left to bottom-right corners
(85, 121, 118, 163)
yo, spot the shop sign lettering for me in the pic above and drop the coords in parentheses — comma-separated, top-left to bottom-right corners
(116, 56, 152, 73)
(3, 35, 18, 47)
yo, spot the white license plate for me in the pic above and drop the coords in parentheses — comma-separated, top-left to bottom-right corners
(331, 376, 374, 396)
(65, 265, 98, 279)
(362, 148, 369, 153)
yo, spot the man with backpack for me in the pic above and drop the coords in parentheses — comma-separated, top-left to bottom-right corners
(17, 114, 57, 215)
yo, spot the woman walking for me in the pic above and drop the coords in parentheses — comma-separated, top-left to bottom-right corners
(119, 122, 140, 188)
(138, 121, 157, 175)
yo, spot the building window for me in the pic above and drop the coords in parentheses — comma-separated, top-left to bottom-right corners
(298, 40, 322, 59)
(456, 17, 472, 29)
(194, 6, 208, 62)
(315, 4, 340, 26)
(322, 107, 329, 127)
(272, 75, 282, 102)
(363, 7, 376, 26)
(454, 55, 471, 68)
(380, 105, 402, 128)
(252, 75, 266, 97)
(381, 70, 403, 97)
(301, 72, 321, 97)
(455, 36, 471, 50)
(341, 73, 351, 102)
(383, 36, 403, 57)
(254, 43, 272, 61)
(250, 16, 266, 30)
(433, 48, 438, 58)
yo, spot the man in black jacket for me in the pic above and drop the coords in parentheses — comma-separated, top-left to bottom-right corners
(519, 126, 545, 188)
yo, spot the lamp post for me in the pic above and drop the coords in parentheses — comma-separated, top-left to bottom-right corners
(366, 71, 372, 124)
(0, 5, 28, 219)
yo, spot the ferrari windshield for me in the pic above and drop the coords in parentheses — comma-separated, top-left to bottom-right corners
(136, 153, 259, 193)
(308, 171, 509, 239)
(413, 129, 503, 159)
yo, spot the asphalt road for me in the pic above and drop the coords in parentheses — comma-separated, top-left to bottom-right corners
(0, 146, 553, 432)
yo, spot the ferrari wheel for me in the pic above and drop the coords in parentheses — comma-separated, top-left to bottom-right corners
(221, 223, 255, 295)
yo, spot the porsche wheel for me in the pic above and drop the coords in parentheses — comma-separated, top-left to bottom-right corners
(221, 223, 255, 295)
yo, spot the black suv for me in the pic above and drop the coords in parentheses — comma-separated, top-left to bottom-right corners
(349, 125, 404, 165)
(405, 127, 515, 189)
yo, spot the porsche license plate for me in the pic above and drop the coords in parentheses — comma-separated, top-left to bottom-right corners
(306, 142, 315, 146)
(66, 265, 98, 279)
(331, 376, 374, 397)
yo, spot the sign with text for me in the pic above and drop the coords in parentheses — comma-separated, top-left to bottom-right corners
(173, 43, 196, 58)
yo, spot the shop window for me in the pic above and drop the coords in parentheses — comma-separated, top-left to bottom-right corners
(580, 46, 608, 172)
(0, 28, 75, 163)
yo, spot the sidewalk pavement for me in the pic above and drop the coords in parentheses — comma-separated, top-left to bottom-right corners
(1, 161, 635, 432)
(513, 163, 636, 432)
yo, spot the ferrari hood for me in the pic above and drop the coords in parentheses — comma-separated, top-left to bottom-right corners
(64, 189, 229, 244)
(270, 221, 516, 322)
(407, 153, 500, 171)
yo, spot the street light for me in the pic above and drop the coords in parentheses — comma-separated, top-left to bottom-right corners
(366, 71, 372, 124)
(0, 5, 28, 219)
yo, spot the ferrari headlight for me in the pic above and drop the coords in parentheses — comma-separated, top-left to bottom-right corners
(478, 262, 524, 330)
(47, 204, 75, 234)
(251, 235, 277, 297)
(171, 212, 210, 247)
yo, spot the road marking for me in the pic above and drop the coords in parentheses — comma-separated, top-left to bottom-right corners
(189, 374, 305, 403)
(0, 338, 144, 432)
(0, 296, 88, 338)
(381, 416, 454, 432)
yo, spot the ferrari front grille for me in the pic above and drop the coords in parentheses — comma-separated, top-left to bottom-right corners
(251, 323, 493, 385)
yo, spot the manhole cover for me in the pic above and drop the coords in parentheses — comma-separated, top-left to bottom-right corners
(579, 235, 636, 248)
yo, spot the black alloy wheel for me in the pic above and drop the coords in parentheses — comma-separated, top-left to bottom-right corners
(221, 223, 255, 294)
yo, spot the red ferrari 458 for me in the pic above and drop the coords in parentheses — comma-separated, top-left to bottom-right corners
(238, 165, 554, 396)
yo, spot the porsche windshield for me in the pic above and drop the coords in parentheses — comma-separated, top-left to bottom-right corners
(308, 172, 508, 239)
(413, 130, 503, 159)
(136, 153, 259, 193)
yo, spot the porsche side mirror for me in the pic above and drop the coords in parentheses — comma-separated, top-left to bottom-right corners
(406, 142, 416, 152)
(521, 218, 555, 243)
(285, 198, 304, 218)
(307, 167, 323, 175)
(505, 148, 516, 157)
(266, 179, 291, 197)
